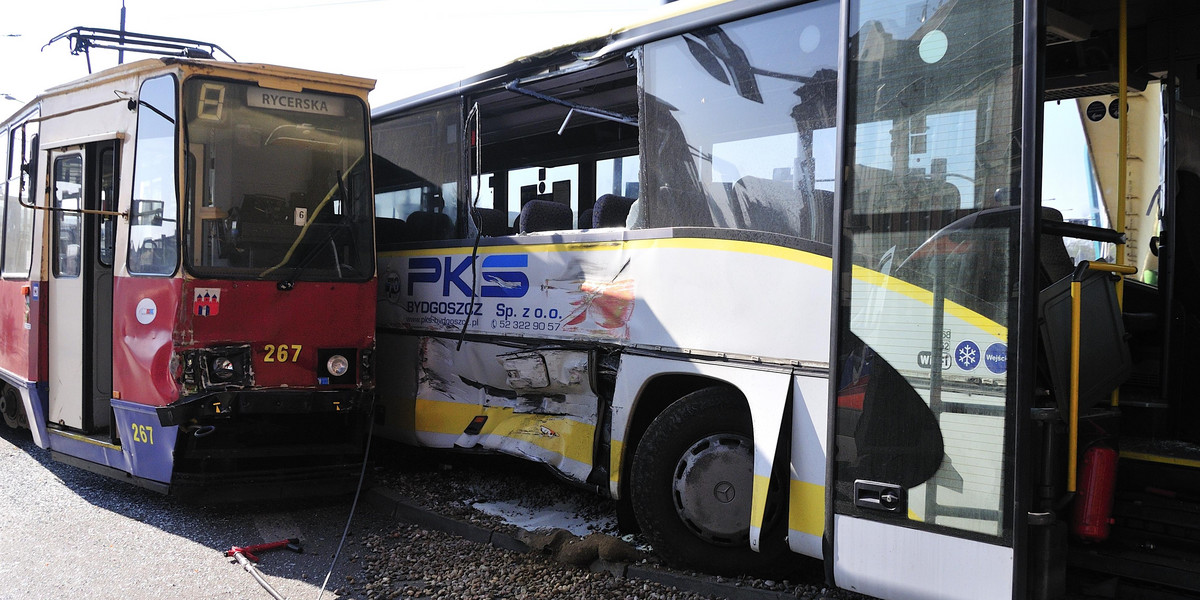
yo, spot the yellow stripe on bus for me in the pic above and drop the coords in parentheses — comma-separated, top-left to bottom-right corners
(851, 265, 1007, 338)
(610, 438, 625, 485)
(414, 397, 595, 467)
(788, 479, 825, 537)
(751, 474, 770, 529)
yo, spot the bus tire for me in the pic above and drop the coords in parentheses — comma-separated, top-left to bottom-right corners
(630, 386, 788, 575)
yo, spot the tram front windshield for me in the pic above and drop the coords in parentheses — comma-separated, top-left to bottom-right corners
(182, 78, 372, 281)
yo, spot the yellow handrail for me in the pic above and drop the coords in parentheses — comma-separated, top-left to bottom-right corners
(1067, 261, 1136, 492)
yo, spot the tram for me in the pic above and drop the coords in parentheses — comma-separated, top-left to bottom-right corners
(0, 29, 377, 500)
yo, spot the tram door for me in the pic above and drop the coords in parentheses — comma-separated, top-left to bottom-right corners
(47, 142, 117, 433)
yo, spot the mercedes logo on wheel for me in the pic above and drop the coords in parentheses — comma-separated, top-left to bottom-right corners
(713, 481, 736, 503)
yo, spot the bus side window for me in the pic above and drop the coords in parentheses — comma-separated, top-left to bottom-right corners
(641, 2, 840, 239)
(372, 103, 460, 240)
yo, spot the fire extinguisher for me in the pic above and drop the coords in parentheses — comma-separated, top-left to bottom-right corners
(1071, 444, 1118, 542)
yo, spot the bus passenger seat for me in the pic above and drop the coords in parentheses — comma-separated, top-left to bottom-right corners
(1037, 209, 1131, 413)
(375, 217, 407, 249)
(407, 196, 454, 241)
(593, 194, 636, 228)
(578, 208, 594, 230)
(470, 207, 510, 236)
(519, 199, 573, 233)
(732, 176, 809, 238)
(1038, 207, 1076, 286)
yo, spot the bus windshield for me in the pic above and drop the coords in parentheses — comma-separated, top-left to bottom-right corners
(182, 78, 372, 281)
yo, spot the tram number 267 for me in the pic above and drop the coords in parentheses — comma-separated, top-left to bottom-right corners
(264, 344, 302, 363)
(130, 423, 155, 445)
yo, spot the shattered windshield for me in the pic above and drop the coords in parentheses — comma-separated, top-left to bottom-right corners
(182, 78, 372, 281)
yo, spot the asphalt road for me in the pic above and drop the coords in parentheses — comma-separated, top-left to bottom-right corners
(0, 425, 385, 600)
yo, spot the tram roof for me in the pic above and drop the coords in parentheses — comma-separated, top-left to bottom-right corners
(3, 57, 375, 127)
(372, 0, 801, 120)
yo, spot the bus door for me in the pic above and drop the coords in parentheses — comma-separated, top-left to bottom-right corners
(47, 141, 118, 434)
(827, 0, 1027, 598)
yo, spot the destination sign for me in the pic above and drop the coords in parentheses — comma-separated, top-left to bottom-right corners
(247, 87, 344, 117)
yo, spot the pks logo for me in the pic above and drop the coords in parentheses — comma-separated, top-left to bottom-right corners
(408, 254, 529, 298)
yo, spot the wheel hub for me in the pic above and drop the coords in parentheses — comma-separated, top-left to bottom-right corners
(671, 432, 754, 546)
(1, 388, 24, 429)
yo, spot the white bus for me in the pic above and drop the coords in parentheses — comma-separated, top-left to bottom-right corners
(372, 0, 1200, 598)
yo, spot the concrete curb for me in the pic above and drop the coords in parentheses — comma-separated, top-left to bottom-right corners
(363, 487, 799, 599)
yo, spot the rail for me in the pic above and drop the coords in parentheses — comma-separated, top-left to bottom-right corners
(1067, 260, 1136, 492)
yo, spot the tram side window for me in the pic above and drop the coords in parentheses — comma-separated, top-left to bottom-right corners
(98, 146, 117, 267)
(4, 117, 38, 277)
(639, 0, 839, 243)
(53, 154, 84, 277)
(129, 75, 179, 276)
(0, 127, 6, 264)
(373, 103, 460, 244)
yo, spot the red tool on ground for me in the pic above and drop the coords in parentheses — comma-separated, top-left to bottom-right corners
(225, 538, 303, 562)
(225, 538, 303, 600)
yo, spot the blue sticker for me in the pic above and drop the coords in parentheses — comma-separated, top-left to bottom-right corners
(31, 283, 39, 301)
(985, 343, 1008, 374)
(955, 340, 980, 371)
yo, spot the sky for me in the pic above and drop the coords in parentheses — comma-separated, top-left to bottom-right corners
(0, 0, 666, 112)
(1042, 101, 1097, 223)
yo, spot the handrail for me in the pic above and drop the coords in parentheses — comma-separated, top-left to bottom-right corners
(1041, 220, 1126, 245)
(1067, 260, 1137, 492)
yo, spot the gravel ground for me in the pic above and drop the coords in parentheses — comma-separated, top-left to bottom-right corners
(0, 419, 866, 600)
(356, 440, 869, 600)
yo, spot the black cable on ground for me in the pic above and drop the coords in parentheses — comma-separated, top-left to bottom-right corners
(317, 398, 377, 600)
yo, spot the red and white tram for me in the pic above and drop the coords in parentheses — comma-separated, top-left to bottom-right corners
(0, 34, 376, 500)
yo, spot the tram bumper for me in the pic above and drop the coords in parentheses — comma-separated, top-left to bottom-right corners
(156, 389, 373, 502)
(169, 460, 368, 503)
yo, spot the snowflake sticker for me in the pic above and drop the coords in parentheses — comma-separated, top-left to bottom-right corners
(955, 340, 980, 371)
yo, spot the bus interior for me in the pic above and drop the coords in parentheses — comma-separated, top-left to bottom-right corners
(1034, 0, 1200, 594)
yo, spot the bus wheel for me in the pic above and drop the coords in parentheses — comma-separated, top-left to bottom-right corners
(1, 386, 27, 429)
(631, 386, 784, 574)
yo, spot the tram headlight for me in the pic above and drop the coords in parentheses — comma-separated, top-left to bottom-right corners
(326, 354, 350, 377)
(211, 356, 236, 381)
(176, 345, 252, 392)
(317, 348, 356, 385)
